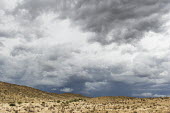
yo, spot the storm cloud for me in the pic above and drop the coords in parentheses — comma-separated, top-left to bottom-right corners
(0, 0, 170, 97)
(16, 0, 170, 44)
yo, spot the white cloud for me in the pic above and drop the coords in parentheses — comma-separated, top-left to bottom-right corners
(60, 88, 73, 93)
(51, 88, 57, 91)
(0, 0, 21, 11)
(133, 93, 170, 97)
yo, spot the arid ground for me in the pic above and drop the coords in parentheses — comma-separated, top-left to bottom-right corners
(1, 81, 170, 113)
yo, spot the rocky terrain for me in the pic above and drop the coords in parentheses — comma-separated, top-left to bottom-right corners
(0, 81, 170, 113)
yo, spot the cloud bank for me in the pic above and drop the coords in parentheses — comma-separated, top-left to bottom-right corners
(18, 0, 170, 44)
(0, 0, 170, 97)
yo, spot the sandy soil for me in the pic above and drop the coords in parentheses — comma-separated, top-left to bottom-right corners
(1, 98, 170, 113)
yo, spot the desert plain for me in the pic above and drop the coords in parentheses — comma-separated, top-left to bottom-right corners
(1, 81, 170, 113)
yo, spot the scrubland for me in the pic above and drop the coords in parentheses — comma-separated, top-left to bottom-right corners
(1, 81, 170, 113)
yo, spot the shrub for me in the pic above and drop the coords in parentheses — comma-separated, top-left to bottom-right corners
(57, 100, 60, 103)
(9, 103, 16, 106)
(18, 102, 22, 104)
(65, 101, 69, 104)
(41, 102, 46, 106)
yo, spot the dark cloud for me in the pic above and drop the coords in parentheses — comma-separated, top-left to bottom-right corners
(62, 0, 169, 44)
(1, 39, 170, 97)
(14, 0, 58, 19)
(10, 45, 34, 56)
(16, 0, 170, 44)
(0, 31, 12, 38)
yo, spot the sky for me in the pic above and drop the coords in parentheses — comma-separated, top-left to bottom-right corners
(0, 0, 170, 97)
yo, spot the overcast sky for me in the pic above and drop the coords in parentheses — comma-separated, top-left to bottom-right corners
(0, 0, 170, 97)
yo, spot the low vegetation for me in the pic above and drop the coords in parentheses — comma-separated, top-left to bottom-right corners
(1, 81, 170, 113)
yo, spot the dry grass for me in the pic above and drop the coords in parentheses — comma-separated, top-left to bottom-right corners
(1, 81, 170, 113)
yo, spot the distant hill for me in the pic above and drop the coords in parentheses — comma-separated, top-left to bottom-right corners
(0, 81, 88, 103)
(2, 81, 169, 104)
